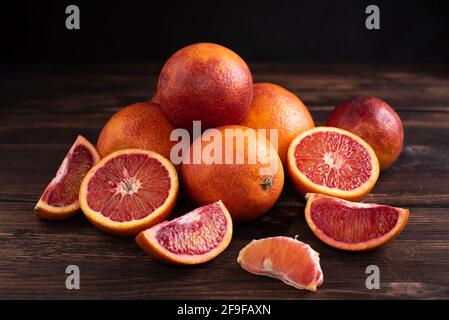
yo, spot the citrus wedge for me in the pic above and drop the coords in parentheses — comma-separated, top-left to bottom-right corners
(136, 201, 233, 265)
(35, 135, 100, 220)
(305, 193, 410, 251)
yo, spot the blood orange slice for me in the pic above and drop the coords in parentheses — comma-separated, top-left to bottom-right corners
(287, 127, 379, 201)
(79, 149, 178, 236)
(35, 135, 100, 220)
(305, 193, 409, 251)
(237, 237, 323, 292)
(136, 201, 233, 265)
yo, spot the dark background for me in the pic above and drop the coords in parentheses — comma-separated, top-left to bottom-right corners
(2, 0, 449, 63)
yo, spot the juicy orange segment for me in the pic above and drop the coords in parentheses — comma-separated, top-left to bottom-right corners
(35, 135, 100, 220)
(237, 236, 323, 292)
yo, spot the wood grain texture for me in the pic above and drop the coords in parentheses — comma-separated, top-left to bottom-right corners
(0, 63, 448, 299)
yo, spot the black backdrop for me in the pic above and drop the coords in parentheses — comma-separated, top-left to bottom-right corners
(2, 0, 449, 62)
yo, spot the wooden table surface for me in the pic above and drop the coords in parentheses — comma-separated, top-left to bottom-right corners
(1, 63, 449, 299)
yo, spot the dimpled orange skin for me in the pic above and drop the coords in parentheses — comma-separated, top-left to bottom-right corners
(327, 96, 404, 171)
(240, 83, 315, 165)
(158, 43, 253, 129)
(97, 102, 177, 163)
(181, 125, 284, 222)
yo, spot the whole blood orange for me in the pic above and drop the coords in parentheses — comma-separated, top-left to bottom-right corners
(287, 127, 379, 201)
(327, 96, 404, 171)
(35, 135, 100, 220)
(136, 201, 233, 265)
(181, 125, 284, 222)
(97, 102, 176, 163)
(79, 149, 178, 236)
(305, 193, 409, 251)
(238, 236, 323, 292)
(158, 43, 253, 129)
(240, 83, 314, 165)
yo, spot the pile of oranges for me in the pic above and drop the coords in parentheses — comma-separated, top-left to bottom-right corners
(34, 43, 409, 292)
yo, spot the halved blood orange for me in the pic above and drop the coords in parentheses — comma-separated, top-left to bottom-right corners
(136, 201, 233, 265)
(35, 135, 100, 220)
(79, 149, 178, 236)
(305, 193, 409, 251)
(237, 236, 323, 292)
(287, 127, 379, 201)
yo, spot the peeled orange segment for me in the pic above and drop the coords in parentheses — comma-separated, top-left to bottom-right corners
(305, 193, 409, 251)
(79, 149, 178, 236)
(136, 201, 233, 265)
(287, 127, 380, 201)
(35, 135, 100, 220)
(237, 237, 323, 292)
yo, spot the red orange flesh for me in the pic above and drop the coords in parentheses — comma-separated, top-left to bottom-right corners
(287, 127, 379, 201)
(79, 149, 178, 236)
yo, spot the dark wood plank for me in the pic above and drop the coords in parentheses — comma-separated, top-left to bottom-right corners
(1, 201, 448, 299)
(0, 63, 448, 299)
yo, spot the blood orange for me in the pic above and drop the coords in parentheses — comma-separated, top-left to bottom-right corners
(181, 125, 284, 222)
(96, 102, 177, 164)
(327, 96, 404, 171)
(79, 149, 178, 236)
(237, 236, 323, 292)
(240, 82, 315, 165)
(287, 127, 379, 201)
(35, 135, 100, 220)
(305, 193, 409, 251)
(158, 43, 253, 129)
(136, 201, 233, 265)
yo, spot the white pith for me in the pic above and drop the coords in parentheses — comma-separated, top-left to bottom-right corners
(262, 257, 273, 271)
(177, 212, 201, 225)
(116, 176, 142, 196)
(53, 157, 69, 184)
(323, 152, 343, 170)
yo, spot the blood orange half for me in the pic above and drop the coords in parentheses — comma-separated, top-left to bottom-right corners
(305, 193, 409, 251)
(79, 149, 178, 236)
(287, 127, 379, 201)
(136, 201, 233, 265)
(237, 236, 323, 292)
(35, 135, 100, 220)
